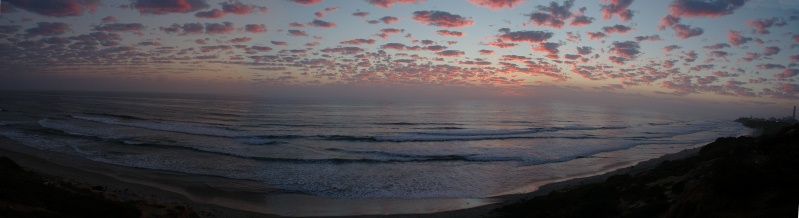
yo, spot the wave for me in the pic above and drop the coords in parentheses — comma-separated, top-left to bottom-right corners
(71, 114, 251, 138)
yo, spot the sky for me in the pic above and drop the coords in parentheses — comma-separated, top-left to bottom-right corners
(0, 0, 798, 116)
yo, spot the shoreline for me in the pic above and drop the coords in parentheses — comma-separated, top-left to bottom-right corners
(0, 132, 721, 218)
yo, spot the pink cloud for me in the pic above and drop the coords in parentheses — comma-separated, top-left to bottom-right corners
(137, 41, 161, 46)
(747, 17, 785, 35)
(728, 31, 752, 46)
(94, 23, 145, 32)
(437, 30, 464, 37)
(497, 30, 554, 43)
(587, 32, 607, 40)
(352, 11, 369, 17)
(436, 50, 465, 57)
(412, 10, 474, 28)
(289, 0, 323, 6)
(502, 55, 528, 62)
(101, 16, 118, 23)
(289, 22, 305, 28)
(664, 45, 681, 52)
(321, 47, 364, 54)
(668, 0, 746, 18)
(271, 41, 288, 46)
(487, 40, 518, 49)
(469, 0, 524, 11)
(757, 63, 786, 70)
(775, 69, 799, 79)
(673, 24, 703, 39)
(367, 0, 424, 9)
(794, 35, 799, 43)
(7, 0, 99, 17)
(708, 51, 729, 58)
(791, 55, 799, 63)
(243, 24, 267, 34)
(134, 0, 209, 15)
(764, 47, 780, 56)
(601, 0, 634, 22)
(222, 1, 263, 15)
(230, 37, 251, 44)
(479, 49, 494, 55)
(341, 39, 376, 45)
(576, 46, 593, 55)
(608, 56, 630, 65)
(25, 22, 71, 37)
(308, 19, 336, 28)
(379, 16, 400, 24)
(249, 45, 272, 53)
(659, 15, 680, 30)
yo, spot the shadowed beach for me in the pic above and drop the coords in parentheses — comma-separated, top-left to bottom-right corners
(2, 120, 797, 217)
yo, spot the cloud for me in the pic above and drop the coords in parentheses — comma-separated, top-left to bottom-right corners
(423, 45, 447, 51)
(315, 7, 339, 18)
(757, 63, 786, 70)
(436, 50, 465, 57)
(794, 35, 799, 43)
(101, 16, 118, 23)
(728, 31, 752, 46)
(321, 47, 364, 54)
(601, 0, 634, 22)
(703, 43, 730, 50)
(271, 41, 288, 46)
(532, 42, 561, 55)
(469, 0, 524, 10)
(195, 9, 226, 18)
(747, 17, 785, 35)
(133, 0, 209, 15)
(602, 24, 632, 34)
(570, 15, 595, 27)
(791, 55, 799, 63)
(497, 30, 554, 43)
(243, 24, 267, 34)
(668, 0, 746, 18)
(587, 32, 607, 40)
(608, 41, 641, 59)
(308, 19, 336, 28)
(437, 30, 464, 37)
(576, 46, 593, 55)
(487, 40, 518, 48)
(664, 45, 681, 52)
(93, 23, 145, 32)
(673, 24, 703, 39)
(6, 0, 99, 17)
(775, 69, 799, 79)
(379, 16, 400, 24)
(288, 29, 308, 37)
(525, 0, 575, 29)
(412, 10, 474, 28)
(635, 35, 662, 42)
(0, 25, 21, 34)
(205, 22, 234, 34)
(479, 49, 494, 55)
(659, 15, 680, 30)
(230, 37, 251, 44)
(381, 43, 408, 50)
(367, 0, 424, 9)
(763, 46, 780, 56)
(352, 11, 369, 17)
(289, 0, 323, 6)
(708, 51, 729, 58)
(376, 28, 404, 38)
(341, 39, 376, 45)
(25, 22, 71, 37)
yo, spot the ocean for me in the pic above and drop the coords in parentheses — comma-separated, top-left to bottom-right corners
(0, 91, 748, 200)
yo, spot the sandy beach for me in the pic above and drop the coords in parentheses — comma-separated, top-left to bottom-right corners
(0, 130, 723, 218)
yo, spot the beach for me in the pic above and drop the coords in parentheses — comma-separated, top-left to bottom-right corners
(0, 128, 751, 218)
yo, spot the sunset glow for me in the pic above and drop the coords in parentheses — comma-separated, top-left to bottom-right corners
(1, 0, 797, 112)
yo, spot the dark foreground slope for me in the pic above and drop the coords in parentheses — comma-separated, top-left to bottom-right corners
(0, 156, 200, 218)
(486, 124, 799, 218)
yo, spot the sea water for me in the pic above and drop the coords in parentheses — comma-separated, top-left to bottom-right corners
(0, 91, 747, 199)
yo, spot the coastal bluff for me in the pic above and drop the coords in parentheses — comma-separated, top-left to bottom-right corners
(485, 122, 799, 218)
